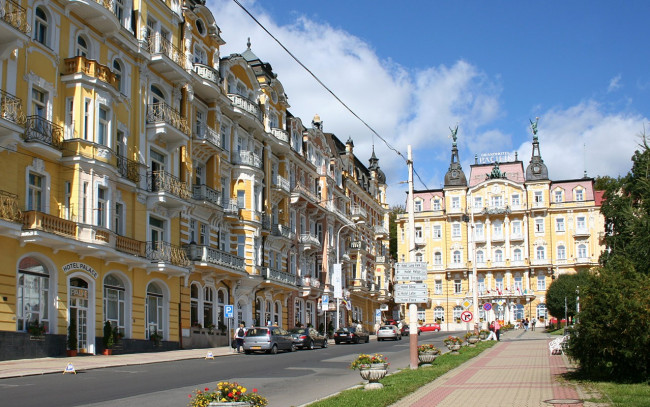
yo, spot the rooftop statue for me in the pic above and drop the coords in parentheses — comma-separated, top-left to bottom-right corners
(530, 117, 539, 140)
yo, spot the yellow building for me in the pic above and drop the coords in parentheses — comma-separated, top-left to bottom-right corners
(396, 129, 604, 330)
(0, 0, 390, 360)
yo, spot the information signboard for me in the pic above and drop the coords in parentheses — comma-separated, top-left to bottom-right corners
(224, 304, 234, 318)
(394, 262, 428, 281)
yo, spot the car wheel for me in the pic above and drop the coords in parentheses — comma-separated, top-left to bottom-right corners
(322, 339, 328, 348)
(378, 338, 382, 341)
(355, 337, 360, 344)
(308, 340, 314, 350)
(289, 343, 296, 352)
(269, 344, 278, 354)
(398, 335, 402, 340)
(366, 336, 370, 343)
(244, 350, 252, 354)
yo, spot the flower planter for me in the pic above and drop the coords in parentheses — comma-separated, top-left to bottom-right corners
(447, 344, 461, 354)
(207, 402, 251, 407)
(102, 349, 113, 355)
(66, 350, 77, 357)
(359, 363, 388, 389)
(467, 336, 479, 347)
(29, 335, 45, 341)
(418, 352, 438, 365)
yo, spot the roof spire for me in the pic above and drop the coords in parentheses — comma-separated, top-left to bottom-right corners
(525, 117, 549, 181)
(444, 125, 467, 187)
(246, 37, 251, 49)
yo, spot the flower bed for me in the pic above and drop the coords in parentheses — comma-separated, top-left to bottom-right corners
(188, 381, 267, 407)
(350, 353, 389, 370)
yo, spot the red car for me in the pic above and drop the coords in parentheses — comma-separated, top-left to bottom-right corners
(419, 323, 441, 332)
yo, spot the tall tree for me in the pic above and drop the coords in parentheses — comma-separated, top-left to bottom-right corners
(388, 205, 405, 260)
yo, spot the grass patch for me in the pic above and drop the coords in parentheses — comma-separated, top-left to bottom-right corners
(564, 374, 650, 407)
(306, 341, 495, 407)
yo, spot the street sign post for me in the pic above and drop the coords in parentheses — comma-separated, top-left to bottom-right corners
(461, 310, 473, 322)
(394, 262, 428, 281)
(393, 282, 428, 303)
(224, 305, 234, 318)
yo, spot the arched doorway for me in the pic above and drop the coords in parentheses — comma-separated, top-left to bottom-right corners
(69, 277, 91, 353)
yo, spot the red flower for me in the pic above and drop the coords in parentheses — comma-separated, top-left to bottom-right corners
(253, 388, 258, 393)
(228, 392, 233, 398)
(204, 388, 209, 391)
(188, 394, 192, 398)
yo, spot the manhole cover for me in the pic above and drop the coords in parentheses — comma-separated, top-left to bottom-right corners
(543, 399, 583, 405)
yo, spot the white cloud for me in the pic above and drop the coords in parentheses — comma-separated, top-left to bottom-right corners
(516, 102, 645, 181)
(608, 74, 622, 93)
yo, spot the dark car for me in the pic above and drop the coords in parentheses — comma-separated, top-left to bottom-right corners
(243, 327, 296, 354)
(400, 324, 421, 336)
(333, 326, 370, 344)
(289, 327, 328, 350)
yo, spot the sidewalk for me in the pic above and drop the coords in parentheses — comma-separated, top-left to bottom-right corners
(390, 329, 595, 407)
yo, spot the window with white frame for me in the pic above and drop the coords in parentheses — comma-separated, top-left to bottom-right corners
(414, 199, 422, 212)
(203, 287, 214, 327)
(494, 249, 503, 262)
(434, 279, 442, 294)
(199, 224, 208, 245)
(27, 172, 44, 211)
(511, 193, 520, 206)
(190, 283, 199, 326)
(557, 245, 566, 260)
(495, 276, 504, 292)
(556, 217, 565, 232)
(113, 59, 124, 94)
(577, 243, 588, 259)
(34, 7, 50, 47)
(576, 216, 587, 231)
(537, 275, 546, 291)
(513, 248, 522, 261)
(415, 252, 423, 262)
(432, 224, 442, 239)
(103, 274, 126, 337)
(474, 196, 482, 209)
(32, 87, 47, 118)
(491, 195, 503, 207)
(453, 306, 463, 321)
(492, 221, 503, 238)
(512, 220, 522, 237)
(537, 303, 547, 320)
(433, 252, 442, 265)
(193, 44, 207, 64)
(575, 189, 584, 201)
(452, 223, 461, 238)
(478, 277, 485, 294)
(475, 222, 484, 238)
(536, 246, 546, 259)
(451, 196, 460, 209)
(534, 191, 543, 204)
(415, 226, 423, 241)
(554, 190, 563, 203)
(434, 306, 444, 321)
(452, 250, 461, 264)
(454, 279, 462, 294)
(96, 186, 108, 228)
(114, 202, 124, 235)
(514, 276, 523, 292)
(432, 199, 441, 211)
(476, 250, 484, 263)
(17, 257, 51, 332)
(98, 106, 109, 146)
(237, 235, 245, 257)
(145, 282, 165, 339)
(76, 34, 89, 57)
(535, 218, 544, 233)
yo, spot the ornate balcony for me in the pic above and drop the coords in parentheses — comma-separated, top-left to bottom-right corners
(573, 228, 590, 237)
(146, 240, 191, 269)
(0, 89, 25, 148)
(350, 205, 367, 222)
(262, 267, 298, 287)
(271, 174, 290, 194)
(349, 240, 368, 252)
(290, 183, 318, 204)
(146, 102, 190, 150)
(147, 170, 191, 209)
(115, 235, 145, 257)
(193, 184, 223, 208)
(373, 225, 389, 239)
(270, 127, 289, 144)
(185, 244, 245, 272)
(62, 56, 119, 94)
(22, 210, 76, 238)
(61, 0, 120, 35)
(232, 150, 262, 169)
(0, 190, 22, 222)
(146, 33, 190, 82)
(116, 154, 140, 183)
(299, 233, 321, 251)
(193, 124, 222, 161)
(271, 223, 295, 240)
(24, 116, 63, 158)
(227, 93, 262, 125)
(0, 0, 30, 59)
(223, 200, 239, 218)
(191, 63, 220, 100)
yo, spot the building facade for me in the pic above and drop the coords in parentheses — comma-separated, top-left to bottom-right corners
(396, 128, 605, 330)
(0, 0, 391, 360)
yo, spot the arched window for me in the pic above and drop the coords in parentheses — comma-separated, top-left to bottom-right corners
(415, 252, 423, 262)
(190, 283, 200, 327)
(264, 299, 272, 326)
(476, 250, 484, 263)
(452, 250, 461, 264)
(536, 246, 545, 260)
(255, 297, 262, 326)
(434, 252, 442, 265)
(513, 248, 522, 261)
(557, 245, 566, 260)
(577, 244, 587, 259)
(34, 7, 49, 46)
(203, 286, 214, 328)
(434, 306, 444, 322)
(146, 282, 164, 339)
(150, 84, 165, 104)
(113, 59, 123, 93)
(104, 274, 126, 337)
(17, 257, 50, 333)
(193, 44, 207, 64)
(453, 306, 463, 321)
(76, 35, 89, 57)
(494, 249, 503, 262)
(294, 298, 304, 326)
(274, 300, 281, 327)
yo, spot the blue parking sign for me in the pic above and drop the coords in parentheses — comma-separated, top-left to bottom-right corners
(224, 304, 234, 318)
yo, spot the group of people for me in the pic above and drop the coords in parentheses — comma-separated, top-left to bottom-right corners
(517, 318, 537, 331)
(486, 320, 501, 341)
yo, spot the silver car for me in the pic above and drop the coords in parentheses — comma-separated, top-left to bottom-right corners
(377, 325, 402, 341)
(243, 327, 296, 354)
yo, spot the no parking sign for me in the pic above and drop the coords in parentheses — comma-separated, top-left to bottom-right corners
(483, 303, 492, 311)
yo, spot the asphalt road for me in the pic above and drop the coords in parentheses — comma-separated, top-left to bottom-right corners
(0, 331, 454, 407)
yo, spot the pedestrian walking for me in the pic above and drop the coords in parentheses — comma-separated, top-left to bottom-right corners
(524, 318, 529, 331)
(494, 320, 501, 341)
(531, 317, 536, 331)
(234, 322, 246, 353)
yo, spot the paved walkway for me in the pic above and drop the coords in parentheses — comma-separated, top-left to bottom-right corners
(390, 329, 597, 407)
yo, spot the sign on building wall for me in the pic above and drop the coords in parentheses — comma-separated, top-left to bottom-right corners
(477, 152, 514, 164)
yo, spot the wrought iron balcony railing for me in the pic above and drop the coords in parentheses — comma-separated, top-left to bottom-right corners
(185, 244, 245, 271)
(194, 124, 222, 148)
(116, 154, 140, 183)
(271, 224, 295, 239)
(1, 0, 30, 35)
(192, 63, 219, 85)
(146, 240, 191, 268)
(193, 184, 223, 207)
(147, 170, 191, 200)
(147, 102, 191, 136)
(146, 33, 186, 68)
(24, 116, 63, 149)
(0, 89, 25, 124)
(262, 267, 298, 286)
(227, 93, 262, 122)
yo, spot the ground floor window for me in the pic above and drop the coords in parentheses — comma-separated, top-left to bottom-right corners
(453, 306, 463, 322)
(434, 306, 444, 322)
(146, 282, 164, 339)
(514, 303, 524, 320)
(536, 303, 547, 320)
(17, 257, 50, 333)
(104, 274, 126, 337)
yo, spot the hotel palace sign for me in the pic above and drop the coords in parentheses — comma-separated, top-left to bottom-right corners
(477, 152, 514, 164)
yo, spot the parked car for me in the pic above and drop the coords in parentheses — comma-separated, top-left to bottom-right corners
(288, 327, 328, 349)
(243, 327, 296, 354)
(377, 325, 401, 341)
(420, 323, 441, 332)
(333, 326, 370, 344)
(400, 324, 421, 336)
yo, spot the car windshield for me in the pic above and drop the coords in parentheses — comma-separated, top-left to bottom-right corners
(379, 326, 393, 330)
(245, 328, 269, 337)
(336, 327, 351, 333)
(289, 328, 306, 334)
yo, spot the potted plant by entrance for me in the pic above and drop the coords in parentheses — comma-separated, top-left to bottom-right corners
(67, 322, 78, 357)
(443, 335, 463, 354)
(417, 344, 440, 366)
(149, 330, 162, 346)
(102, 321, 115, 355)
(350, 353, 389, 390)
(188, 381, 268, 406)
(28, 321, 46, 340)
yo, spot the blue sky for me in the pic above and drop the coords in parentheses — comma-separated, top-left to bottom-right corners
(207, 0, 650, 206)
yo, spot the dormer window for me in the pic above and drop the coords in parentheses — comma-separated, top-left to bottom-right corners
(196, 19, 206, 36)
(575, 189, 584, 201)
(414, 199, 422, 212)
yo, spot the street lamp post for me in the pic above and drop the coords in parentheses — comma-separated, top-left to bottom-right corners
(335, 220, 364, 330)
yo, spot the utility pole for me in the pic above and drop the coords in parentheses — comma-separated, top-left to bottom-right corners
(407, 145, 419, 370)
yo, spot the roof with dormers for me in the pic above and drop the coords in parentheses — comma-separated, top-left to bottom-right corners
(550, 179, 596, 201)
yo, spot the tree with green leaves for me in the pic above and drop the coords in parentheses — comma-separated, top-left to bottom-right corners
(545, 271, 590, 325)
(388, 205, 405, 260)
(567, 134, 650, 382)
